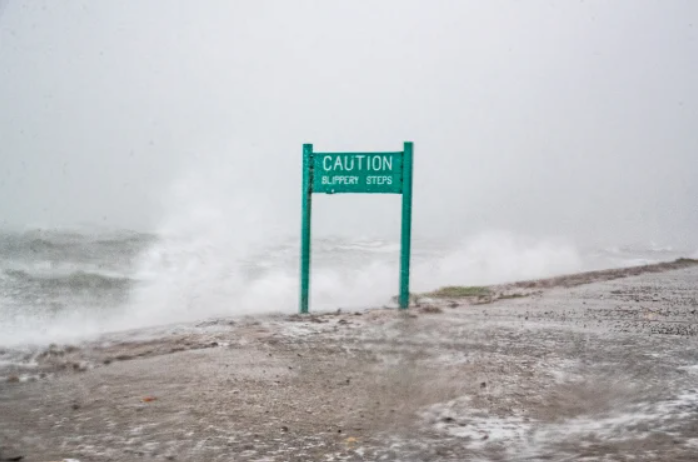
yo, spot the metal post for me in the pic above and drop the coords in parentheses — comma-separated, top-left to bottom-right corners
(399, 142, 414, 309)
(300, 144, 313, 314)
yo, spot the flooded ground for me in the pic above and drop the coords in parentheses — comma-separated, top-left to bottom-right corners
(1, 262, 697, 461)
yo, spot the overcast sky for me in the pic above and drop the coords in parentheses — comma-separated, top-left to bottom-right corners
(0, 1, 696, 247)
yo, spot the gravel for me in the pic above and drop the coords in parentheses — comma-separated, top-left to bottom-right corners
(1, 264, 697, 461)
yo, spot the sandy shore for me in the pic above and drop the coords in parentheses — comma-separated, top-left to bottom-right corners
(1, 261, 698, 461)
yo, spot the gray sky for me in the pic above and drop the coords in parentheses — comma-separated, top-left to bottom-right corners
(0, 0, 696, 247)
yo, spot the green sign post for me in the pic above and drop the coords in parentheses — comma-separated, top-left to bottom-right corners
(300, 142, 414, 313)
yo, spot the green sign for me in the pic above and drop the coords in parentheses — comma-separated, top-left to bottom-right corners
(312, 152, 404, 194)
(300, 142, 414, 313)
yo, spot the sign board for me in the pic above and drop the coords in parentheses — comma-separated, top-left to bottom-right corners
(312, 152, 404, 194)
(300, 142, 414, 313)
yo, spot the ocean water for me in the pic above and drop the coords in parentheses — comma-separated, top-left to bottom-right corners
(0, 227, 693, 349)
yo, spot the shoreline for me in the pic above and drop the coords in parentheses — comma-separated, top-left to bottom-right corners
(2, 257, 698, 379)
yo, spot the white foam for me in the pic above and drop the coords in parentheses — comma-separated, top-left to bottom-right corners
(679, 364, 698, 374)
(423, 389, 698, 458)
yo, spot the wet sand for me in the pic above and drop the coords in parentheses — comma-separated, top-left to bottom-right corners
(1, 261, 698, 461)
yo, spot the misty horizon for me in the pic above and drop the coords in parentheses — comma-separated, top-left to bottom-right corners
(0, 0, 696, 250)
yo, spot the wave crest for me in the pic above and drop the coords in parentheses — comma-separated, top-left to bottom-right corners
(3, 268, 133, 291)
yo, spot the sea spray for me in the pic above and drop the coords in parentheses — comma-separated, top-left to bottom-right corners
(0, 162, 690, 347)
(0, 226, 688, 348)
(412, 231, 583, 290)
